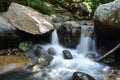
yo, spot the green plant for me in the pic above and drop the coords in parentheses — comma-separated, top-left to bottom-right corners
(27, 0, 54, 15)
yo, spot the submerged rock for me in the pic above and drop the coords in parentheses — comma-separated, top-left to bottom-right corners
(48, 47, 56, 55)
(63, 50, 73, 59)
(6, 3, 54, 35)
(26, 45, 45, 58)
(57, 21, 81, 48)
(0, 55, 29, 75)
(72, 72, 95, 80)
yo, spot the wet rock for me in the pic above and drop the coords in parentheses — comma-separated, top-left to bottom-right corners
(57, 21, 81, 48)
(0, 55, 29, 75)
(85, 52, 96, 59)
(25, 45, 45, 59)
(104, 67, 120, 80)
(37, 54, 53, 68)
(0, 16, 21, 48)
(32, 65, 41, 72)
(63, 50, 73, 59)
(6, 3, 54, 35)
(48, 47, 56, 55)
(72, 72, 95, 80)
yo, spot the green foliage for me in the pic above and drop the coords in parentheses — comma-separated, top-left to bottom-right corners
(27, 0, 54, 15)
(83, 0, 114, 12)
(19, 41, 32, 52)
(45, 0, 114, 13)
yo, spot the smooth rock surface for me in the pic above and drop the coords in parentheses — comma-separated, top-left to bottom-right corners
(0, 55, 29, 75)
(6, 3, 54, 35)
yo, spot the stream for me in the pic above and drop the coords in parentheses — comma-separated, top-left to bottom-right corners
(0, 24, 108, 80)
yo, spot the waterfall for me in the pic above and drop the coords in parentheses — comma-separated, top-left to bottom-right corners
(40, 28, 106, 80)
(77, 25, 96, 56)
(51, 29, 59, 45)
(5, 27, 107, 80)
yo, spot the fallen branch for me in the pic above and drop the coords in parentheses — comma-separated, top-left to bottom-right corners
(95, 43, 120, 61)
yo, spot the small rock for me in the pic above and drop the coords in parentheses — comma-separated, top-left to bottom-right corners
(63, 50, 73, 59)
(26, 45, 45, 58)
(37, 54, 53, 68)
(48, 47, 56, 55)
(32, 65, 41, 72)
(72, 72, 95, 80)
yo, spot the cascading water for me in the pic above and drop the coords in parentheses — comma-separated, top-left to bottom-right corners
(39, 25, 107, 80)
(77, 25, 96, 56)
(0, 25, 108, 80)
(51, 30, 60, 45)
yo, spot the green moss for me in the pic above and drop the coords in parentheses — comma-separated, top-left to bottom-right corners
(27, 0, 54, 15)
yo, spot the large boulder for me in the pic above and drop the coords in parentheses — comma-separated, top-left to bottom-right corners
(94, 0, 120, 52)
(57, 21, 81, 48)
(0, 15, 21, 48)
(94, 0, 120, 37)
(94, 0, 120, 68)
(0, 55, 29, 75)
(6, 3, 54, 35)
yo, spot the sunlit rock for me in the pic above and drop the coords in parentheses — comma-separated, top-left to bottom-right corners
(6, 3, 54, 35)
(0, 55, 29, 75)
(72, 72, 95, 80)
(32, 65, 41, 72)
(37, 54, 53, 68)
(94, 0, 120, 37)
(63, 50, 73, 59)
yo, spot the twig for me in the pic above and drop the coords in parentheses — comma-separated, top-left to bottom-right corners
(95, 43, 120, 61)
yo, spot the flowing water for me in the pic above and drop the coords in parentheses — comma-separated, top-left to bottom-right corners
(39, 26, 107, 80)
(0, 25, 108, 80)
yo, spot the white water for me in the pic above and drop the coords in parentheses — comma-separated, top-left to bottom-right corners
(51, 30, 60, 45)
(35, 26, 107, 80)
(77, 25, 96, 55)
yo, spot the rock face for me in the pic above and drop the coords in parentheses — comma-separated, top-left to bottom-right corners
(0, 15, 21, 48)
(94, 0, 120, 51)
(94, 0, 120, 68)
(0, 55, 29, 75)
(6, 3, 54, 35)
(57, 21, 81, 48)
(94, 0, 120, 40)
